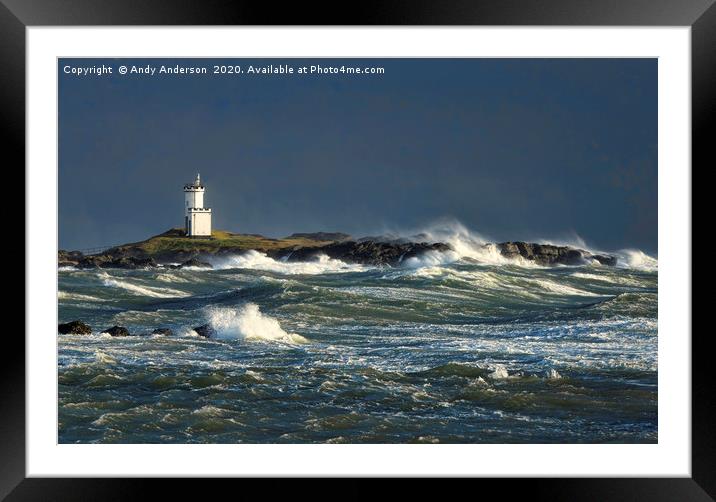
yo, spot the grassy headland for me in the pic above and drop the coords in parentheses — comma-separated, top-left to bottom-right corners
(107, 228, 334, 259)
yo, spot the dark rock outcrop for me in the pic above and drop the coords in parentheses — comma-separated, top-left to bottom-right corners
(57, 231, 618, 269)
(102, 325, 130, 337)
(151, 328, 174, 336)
(495, 242, 617, 266)
(590, 254, 618, 266)
(356, 234, 410, 244)
(76, 254, 157, 269)
(58, 320, 92, 335)
(173, 258, 213, 269)
(273, 241, 452, 266)
(58, 250, 84, 261)
(193, 324, 215, 338)
(58, 250, 85, 267)
(286, 232, 352, 242)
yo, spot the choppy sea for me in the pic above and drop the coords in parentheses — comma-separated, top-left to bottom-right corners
(58, 238, 658, 443)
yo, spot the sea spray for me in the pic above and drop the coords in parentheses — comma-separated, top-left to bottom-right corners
(209, 250, 366, 275)
(205, 303, 307, 343)
(394, 220, 657, 270)
(406, 220, 518, 265)
(379, 220, 557, 267)
(615, 249, 658, 271)
(403, 249, 458, 268)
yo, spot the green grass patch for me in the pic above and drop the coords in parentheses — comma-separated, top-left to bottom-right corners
(110, 228, 332, 257)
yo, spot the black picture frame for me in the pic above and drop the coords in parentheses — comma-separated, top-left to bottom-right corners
(6, 0, 709, 498)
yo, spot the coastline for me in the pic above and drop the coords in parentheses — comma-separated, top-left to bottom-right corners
(58, 228, 618, 269)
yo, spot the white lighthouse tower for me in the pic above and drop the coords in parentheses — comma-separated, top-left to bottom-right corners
(183, 173, 212, 237)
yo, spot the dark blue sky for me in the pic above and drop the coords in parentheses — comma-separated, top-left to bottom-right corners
(59, 58, 657, 252)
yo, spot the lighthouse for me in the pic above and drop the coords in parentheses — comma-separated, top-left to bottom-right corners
(183, 173, 212, 237)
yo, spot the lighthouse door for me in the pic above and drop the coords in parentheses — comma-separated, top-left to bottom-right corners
(185, 216, 189, 235)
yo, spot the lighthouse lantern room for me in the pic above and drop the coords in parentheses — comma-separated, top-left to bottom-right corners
(183, 173, 212, 237)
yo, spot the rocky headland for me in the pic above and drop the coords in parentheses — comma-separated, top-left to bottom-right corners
(58, 228, 618, 269)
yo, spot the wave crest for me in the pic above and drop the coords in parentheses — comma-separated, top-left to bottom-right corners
(101, 275, 189, 298)
(394, 220, 657, 270)
(615, 249, 658, 271)
(210, 250, 366, 275)
(205, 304, 307, 344)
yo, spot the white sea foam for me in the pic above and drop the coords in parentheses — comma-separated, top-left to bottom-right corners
(94, 350, 117, 364)
(391, 221, 547, 268)
(385, 219, 657, 271)
(528, 278, 599, 297)
(414, 221, 531, 266)
(402, 263, 598, 298)
(570, 272, 644, 286)
(541, 234, 589, 249)
(403, 249, 459, 268)
(403, 243, 542, 269)
(546, 368, 562, 380)
(210, 250, 366, 275)
(58, 291, 103, 302)
(206, 303, 307, 344)
(100, 274, 189, 298)
(155, 273, 191, 283)
(571, 272, 609, 281)
(177, 326, 202, 338)
(489, 364, 510, 379)
(615, 249, 658, 271)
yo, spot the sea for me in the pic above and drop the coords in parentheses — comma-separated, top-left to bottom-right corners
(58, 230, 658, 444)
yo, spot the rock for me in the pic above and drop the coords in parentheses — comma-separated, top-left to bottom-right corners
(107, 256, 157, 269)
(76, 255, 106, 268)
(192, 324, 215, 338)
(58, 320, 92, 335)
(356, 233, 410, 244)
(58, 250, 85, 267)
(286, 232, 352, 242)
(58, 232, 618, 270)
(275, 240, 452, 266)
(592, 254, 618, 266)
(75, 254, 157, 269)
(495, 242, 616, 266)
(151, 328, 174, 336)
(179, 258, 212, 269)
(102, 325, 130, 337)
(58, 249, 84, 261)
(77, 254, 112, 268)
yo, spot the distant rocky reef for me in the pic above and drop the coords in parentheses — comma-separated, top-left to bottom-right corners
(496, 242, 617, 266)
(58, 230, 618, 269)
(267, 240, 452, 266)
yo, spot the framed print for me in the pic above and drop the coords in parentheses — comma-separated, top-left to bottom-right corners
(7, 0, 710, 497)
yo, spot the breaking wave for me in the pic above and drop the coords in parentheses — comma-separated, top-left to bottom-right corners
(58, 224, 658, 444)
(390, 220, 657, 270)
(407, 221, 536, 267)
(204, 303, 307, 344)
(59, 291, 104, 302)
(101, 274, 190, 298)
(615, 249, 658, 271)
(209, 250, 367, 275)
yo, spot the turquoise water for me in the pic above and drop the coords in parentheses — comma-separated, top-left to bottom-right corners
(58, 251, 657, 443)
